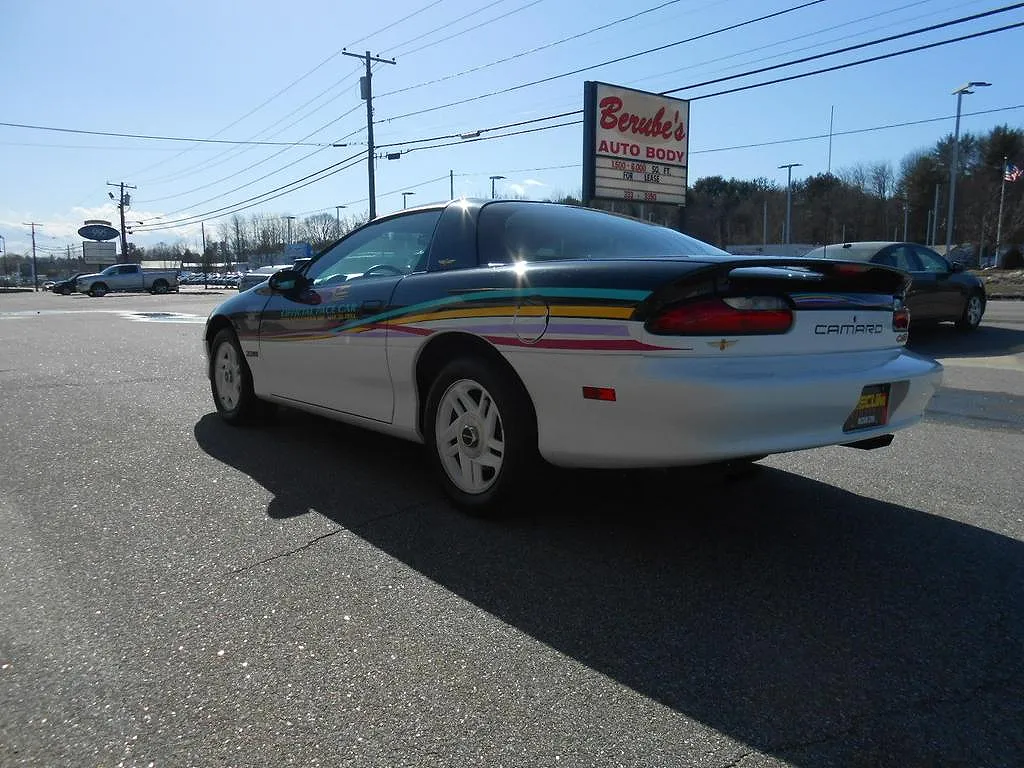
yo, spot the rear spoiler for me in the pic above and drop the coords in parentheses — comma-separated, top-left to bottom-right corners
(631, 258, 910, 321)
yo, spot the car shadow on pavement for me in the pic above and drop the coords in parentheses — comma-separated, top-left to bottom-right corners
(907, 322, 1024, 359)
(194, 411, 1023, 766)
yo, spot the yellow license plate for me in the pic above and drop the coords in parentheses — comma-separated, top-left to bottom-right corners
(843, 383, 890, 432)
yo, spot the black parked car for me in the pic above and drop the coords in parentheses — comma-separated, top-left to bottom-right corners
(803, 241, 986, 330)
(50, 273, 86, 295)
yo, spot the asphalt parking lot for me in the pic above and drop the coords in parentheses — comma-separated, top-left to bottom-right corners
(1, 289, 1022, 767)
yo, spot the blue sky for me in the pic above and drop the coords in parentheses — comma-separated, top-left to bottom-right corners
(2, 0, 1022, 256)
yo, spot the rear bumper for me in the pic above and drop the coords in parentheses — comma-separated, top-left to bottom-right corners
(509, 348, 943, 468)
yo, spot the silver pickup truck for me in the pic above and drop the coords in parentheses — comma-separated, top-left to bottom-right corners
(75, 264, 180, 297)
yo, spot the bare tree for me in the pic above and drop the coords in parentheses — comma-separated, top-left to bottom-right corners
(299, 213, 338, 251)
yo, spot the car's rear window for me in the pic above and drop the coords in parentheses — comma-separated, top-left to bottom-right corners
(804, 244, 880, 261)
(477, 201, 727, 264)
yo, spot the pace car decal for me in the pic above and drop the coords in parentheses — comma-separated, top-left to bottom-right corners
(257, 286, 667, 351)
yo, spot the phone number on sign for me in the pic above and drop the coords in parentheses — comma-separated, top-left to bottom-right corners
(609, 159, 675, 176)
(622, 190, 662, 201)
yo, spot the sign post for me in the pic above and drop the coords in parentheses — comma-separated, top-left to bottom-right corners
(583, 81, 689, 224)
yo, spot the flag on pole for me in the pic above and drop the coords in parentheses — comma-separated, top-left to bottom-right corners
(1006, 162, 1023, 182)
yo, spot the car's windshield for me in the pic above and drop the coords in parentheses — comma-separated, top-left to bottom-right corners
(478, 202, 728, 263)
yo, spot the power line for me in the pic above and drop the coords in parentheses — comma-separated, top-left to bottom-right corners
(376, 0, 717, 98)
(663, 2, 1024, 95)
(688, 103, 1024, 154)
(624, 0, 940, 90)
(376, 0, 829, 124)
(136, 104, 366, 206)
(136, 20, 1024, 233)
(138, 123, 366, 217)
(0, 120, 338, 146)
(136, 150, 368, 232)
(134, 64, 365, 187)
(383, 0, 516, 56)
(684, 18, 1024, 100)
(376, 110, 584, 150)
(119, 0, 448, 180)
(377, 10, 1024, 151)
(392, 0, 549, 58)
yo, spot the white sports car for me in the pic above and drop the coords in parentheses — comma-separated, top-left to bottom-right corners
(203, 199, 943, 514)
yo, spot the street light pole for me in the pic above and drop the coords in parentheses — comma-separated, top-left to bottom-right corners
(490, 175, 506, 198)
(285, 216, 296, 244)
(778, 164, 801, 245)
(402, 192, 415, 209)
(335, 205, 346, 235)
(946, 81, 991, 256)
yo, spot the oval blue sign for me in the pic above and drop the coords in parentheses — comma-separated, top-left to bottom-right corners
(78, 224, 120, 241)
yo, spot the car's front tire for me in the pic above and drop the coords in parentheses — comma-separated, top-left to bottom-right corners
(424, 357, 539, 516)
(956, 291, 984, 331)
(210, 328, 271, 425)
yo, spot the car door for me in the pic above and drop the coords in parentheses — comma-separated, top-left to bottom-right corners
(912, 246, 965, 321)
(257, 209, 443, 422)
(873, 244, 932, 318)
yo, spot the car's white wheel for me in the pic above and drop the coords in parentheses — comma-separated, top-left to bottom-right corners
(435, 378, 506, 495)
(956, 292, 984, 331)
(210, 328, 271, 425)
(424, 357, 538, 515)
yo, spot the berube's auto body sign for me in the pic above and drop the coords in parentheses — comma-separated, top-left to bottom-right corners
(583, 81, 689, 206)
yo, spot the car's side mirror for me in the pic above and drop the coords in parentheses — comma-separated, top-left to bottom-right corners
(268, 269, 305, 292)
(950, 261, 965, 273)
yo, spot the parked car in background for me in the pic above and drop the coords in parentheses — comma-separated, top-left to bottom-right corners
(237, 265, 295, 293)
(203, 199, 942, 515)
(75, 264, 179, 297)
(802, 241, 986, 330)
(51, 273, 87, 295)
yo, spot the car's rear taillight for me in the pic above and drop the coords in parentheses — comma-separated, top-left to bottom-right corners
(646, 296, 793, 335)
(893, 306, 910, 331)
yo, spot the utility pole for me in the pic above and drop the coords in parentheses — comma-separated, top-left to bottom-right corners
(22, 222, 41, 291)
(285, 216, 295, 243)
(342, 49, 396, 221)
(903, 202, 909, 242)
(450, 170, 454, 200)
(201, 222, 208, 290)
(930, 184, 941, 245)
(107, 181, 137, 262)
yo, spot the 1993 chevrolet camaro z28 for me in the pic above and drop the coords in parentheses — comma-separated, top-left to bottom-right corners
(203, 199, 943, 513)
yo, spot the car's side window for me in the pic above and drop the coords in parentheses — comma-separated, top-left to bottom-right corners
(306, 210, 442, 287)
(877, 245, 921, 272)
(913, 247, 951, 273)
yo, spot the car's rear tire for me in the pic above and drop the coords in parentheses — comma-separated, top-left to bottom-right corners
(423, 357, 539, 517)
(955, 292, 984, 331)
(152, 279, 169, 295)
(210, 328, 272, 425)
(88, 283, 108, 297)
